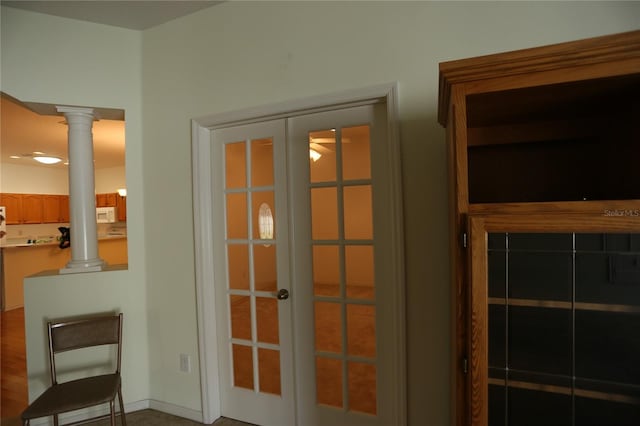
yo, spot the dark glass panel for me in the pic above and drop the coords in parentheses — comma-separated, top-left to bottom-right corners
(489, 304, 506, 368)
(605, 234, 632, 252)
(575, 397, 640, 426)
(508, 306, 572, 375)
(508, 387, 571, 426)
(488, 251, 506, 298)
(509, 252, 572, 300)
(508, 233, 572, 251)
(576, 253, 640, 305)
(488, 233, 507, 250)
(488, 384, 506, 426)
(576, 233, 605, 251)
(575, 310, 640, 385)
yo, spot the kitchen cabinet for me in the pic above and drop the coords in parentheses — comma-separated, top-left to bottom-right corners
(96, 193, 117, 207)
(0, 193, 69, 224)
(438, 30, 640, 426)
(116, 193, 126, 222)
(0, 193, 22, 224)
(20, 195, 43, 224)
(42, 195, 70, 223)
(96, 192, 126, 221)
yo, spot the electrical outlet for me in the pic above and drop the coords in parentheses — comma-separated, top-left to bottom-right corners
(179, 353, 191, 373)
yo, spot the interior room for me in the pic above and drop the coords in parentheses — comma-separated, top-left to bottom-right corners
(1, 1, 639, 425)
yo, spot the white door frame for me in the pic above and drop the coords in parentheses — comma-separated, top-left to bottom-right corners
(191, 83, 406, 425)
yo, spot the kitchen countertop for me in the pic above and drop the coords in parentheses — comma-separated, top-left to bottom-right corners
(0, 234, 126, 248)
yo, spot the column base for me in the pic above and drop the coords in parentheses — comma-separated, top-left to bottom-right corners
(59, 258, 107, 274)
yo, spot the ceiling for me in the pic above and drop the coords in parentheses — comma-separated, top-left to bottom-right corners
(1, 1, 223, 171)
(1, 95, 126, 170)
(1, 1, 222, 30)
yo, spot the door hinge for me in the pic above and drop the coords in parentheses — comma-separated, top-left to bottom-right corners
(462, 357, 469, 374)
(461, 232, 468, 248)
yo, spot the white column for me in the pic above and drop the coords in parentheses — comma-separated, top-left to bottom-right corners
(57, 106, 105, 274)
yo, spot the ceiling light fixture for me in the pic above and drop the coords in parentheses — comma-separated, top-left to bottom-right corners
(309, 149, 322, 162)
(33, 155, 62, 165)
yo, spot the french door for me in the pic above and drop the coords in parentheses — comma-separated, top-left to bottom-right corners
(210, 103, 402, 425)
(468, 213, 640, 426)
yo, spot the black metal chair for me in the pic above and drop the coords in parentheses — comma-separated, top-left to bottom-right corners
(21, 313, 126, 426)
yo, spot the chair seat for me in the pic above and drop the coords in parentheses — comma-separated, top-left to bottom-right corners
(22, 373, 121, 421)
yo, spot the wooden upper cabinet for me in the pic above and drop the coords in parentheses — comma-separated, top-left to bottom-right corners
(438, 30, 640, 426)
(20, 194, 44, 224)
(1, 193, 70, 224)
(0, 193, 22, 224)
(116, 193, 127, 222)
(42, 195, 70, 223)
(96, 192, 126, 221)
(439, 30, 640, 208)
(96, 192, 117, 208)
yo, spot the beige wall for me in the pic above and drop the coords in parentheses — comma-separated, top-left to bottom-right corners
(2, 1, 639, 424)
(1, 163, 125, 194)
(0, 5, 149, 408)
(141, 2, 640, 423)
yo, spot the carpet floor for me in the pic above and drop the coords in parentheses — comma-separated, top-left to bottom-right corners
(0, 410, 254, 426)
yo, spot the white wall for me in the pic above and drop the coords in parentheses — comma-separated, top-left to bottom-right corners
(140, 1, 640, 424)
(0, 4, 149, 408)
(2, 1, 638, 424)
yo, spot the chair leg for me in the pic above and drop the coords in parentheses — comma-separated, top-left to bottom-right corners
(54, 414, 59, 426)
(110, 399, 116, 426)
(118, 387, 127, 426)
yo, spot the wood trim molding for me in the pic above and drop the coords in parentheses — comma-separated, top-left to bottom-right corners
(438, 30, 640, 126)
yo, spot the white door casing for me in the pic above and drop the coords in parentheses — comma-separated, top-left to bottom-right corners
(191, 84, 406, 425)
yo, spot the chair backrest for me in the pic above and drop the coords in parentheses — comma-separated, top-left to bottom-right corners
(48, 313, 123, 385)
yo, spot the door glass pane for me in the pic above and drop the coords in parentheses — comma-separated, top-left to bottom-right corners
(223, 128, 285, 402)
(256, 296, 279, 344)
(343, 185, 372, 240)
(311, 187, 338, 240)
(251, 138, 274, 187)
(232, 344, 253, 390)
(316, 357, 343, 408)
(252, 191, 275, 240)
(488, 232, 640, 425)
(313, 245, 340, 297)
(226, 193, 247, 239)
(309, 129, 336, 183)
(347, 304, 376, 358)
(258, 348, 281, 395)
(225, 141, 246, 189)
(348, 362, 376, 415)
(308, 116, 378, 417)
(230, 295, 251, 340)
(254, 244, 277, 292)
(345, 245, 374, 300)
(315, 302, 342, 353)
(342, 125, 370, 180)
(227, 244, 249, 290)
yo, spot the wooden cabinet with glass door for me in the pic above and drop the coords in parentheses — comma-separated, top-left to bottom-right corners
(438, 30, 640, 426)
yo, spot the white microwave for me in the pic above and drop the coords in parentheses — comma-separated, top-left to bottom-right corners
(96, 207, 117, 223)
